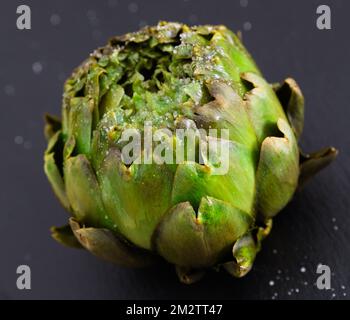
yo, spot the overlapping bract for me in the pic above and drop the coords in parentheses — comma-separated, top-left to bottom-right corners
(44, 22, 337, 283)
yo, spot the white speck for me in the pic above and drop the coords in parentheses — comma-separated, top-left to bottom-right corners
(128, 2, 138, 13)
(331, 287, 335, 292)
(286, 276, 290, 281)
(272, 249, 278, 254)
(4, 85, 15, 96)
(304, 281, 308, 286)
(24, 141, 32, 149)
(240, 0, 249, 7)
(273, 292, 278, 296)
(113, 224, 117, 228)
(332, 293, 336, 298)
(333, 225, 339, 231)
(243, 21, 252, 31)
(277, 269, 282, 274)
(341, 285, 346, 290)
(14, 136, 24, 144)
(189, 14, 198, 24)
(343, 293, 347, 297)
(104, 215, 108, 219)
(332, 217, 336, 222)
(269, 280, 275, 286)
(50, 14, 61, 26)
(32, 62, 43, 74)
(295, 288, 299, 293)
(108, 0, 118, 7)
(287, 291, 291, 296)
(300, 267, 306, 273)
(139, 20, 148, 28)
(271, 296, 276, 300)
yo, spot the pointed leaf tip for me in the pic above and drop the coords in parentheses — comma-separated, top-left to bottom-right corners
(69, 218, 157, 267)
(299, 147, 338, 188)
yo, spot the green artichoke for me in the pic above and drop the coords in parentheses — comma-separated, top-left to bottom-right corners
(44, 22, 337, 283)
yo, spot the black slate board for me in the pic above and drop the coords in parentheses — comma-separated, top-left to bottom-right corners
(0, 0, 349, 300)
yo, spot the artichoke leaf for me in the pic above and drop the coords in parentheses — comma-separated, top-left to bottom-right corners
(273, 78, 304, 139)
(44, 131, 70, 211)
(175, 266, 205, 284)
(64, 154, 111, 228)
(298, 147, 338, 189)
(67, 97, 94, 155)
(222, 220, 271, 277)
(171, 137, 256, 215)
(256, 118, 299, 219)
(44, 113, 62, 141)
(69, 218, 156, 267)
(51, 224, 82, 248)
(194, 80, 258, 155)
(222, 233, 257, 278)
(154, 197, 252, 268)
(242, 72, 287, 144)
(97, 148, 176, 250)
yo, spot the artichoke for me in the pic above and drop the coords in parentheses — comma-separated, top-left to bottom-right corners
(44, 22, 337, 283)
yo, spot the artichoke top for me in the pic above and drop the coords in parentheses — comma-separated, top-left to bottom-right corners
(44, 21, 337, 283)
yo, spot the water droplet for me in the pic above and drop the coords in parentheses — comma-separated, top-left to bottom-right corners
(277, 269, 282, 274)
(272, 249, 278, 254)
(333, 225, 338, 231)
(128, 2, 138, 13)
(87, 10, 98, 26)
(300, 267, 306, 273)
(32, 62, 43, 74)
(240, 0, 249, 7)
(50, 14, 61, 26)
(331, 217, 336, 222)
(341, 285, 346, 290)
(14, 136, 24, 144)
(4, 84, 15, 96)
(295, 288, 299, 293)
(243, 21, 252, 31)
(269, 280, 275, 286)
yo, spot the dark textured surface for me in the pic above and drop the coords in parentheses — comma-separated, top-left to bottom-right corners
(0, 0, 349, 300)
